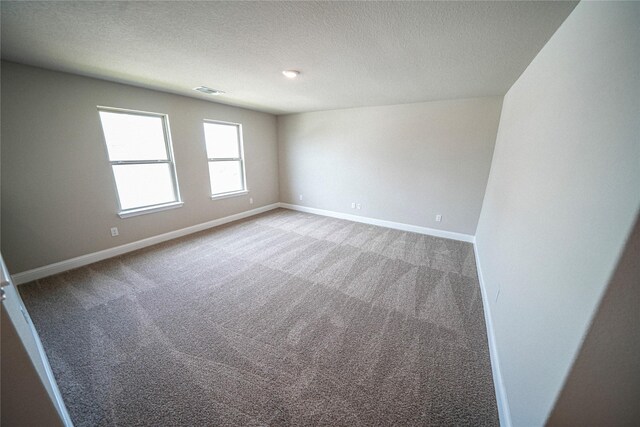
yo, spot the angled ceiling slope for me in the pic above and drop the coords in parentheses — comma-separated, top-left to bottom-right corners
(1, 1, 577, 114)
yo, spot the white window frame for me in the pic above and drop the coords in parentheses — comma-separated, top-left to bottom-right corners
(98, 106, 183, 218)
(203, 119, 248, 200)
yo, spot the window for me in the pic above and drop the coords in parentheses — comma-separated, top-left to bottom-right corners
(98, 107, 182, 218)
(203, 120, 247, 198)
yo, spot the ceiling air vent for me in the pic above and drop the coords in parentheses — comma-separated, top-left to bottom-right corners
(193, 86, 225, 95)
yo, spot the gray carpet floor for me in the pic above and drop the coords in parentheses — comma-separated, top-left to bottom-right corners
(20, 208, 498, 426)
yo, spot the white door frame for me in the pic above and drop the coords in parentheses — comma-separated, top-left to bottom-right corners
(1, 254, 73, 426)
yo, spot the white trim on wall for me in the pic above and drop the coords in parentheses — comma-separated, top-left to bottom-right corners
(279, 203, 475, 243)
(474, 242, 513, 427)
(12, 203, 280, 285)
(12, 202, 472, 284)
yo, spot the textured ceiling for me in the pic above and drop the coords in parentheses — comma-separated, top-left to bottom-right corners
(1, 1, 577, 114)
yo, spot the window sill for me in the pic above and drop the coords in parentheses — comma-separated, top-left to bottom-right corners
(118, 201, 184, 218)
(210, 190, 249, 201)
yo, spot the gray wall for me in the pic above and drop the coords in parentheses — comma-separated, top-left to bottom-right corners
(1, 62, 279, 273)
(278, 97, 502, 236)
(474, 2, 640, 426)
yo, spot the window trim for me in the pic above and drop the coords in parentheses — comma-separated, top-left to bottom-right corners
(97, 106, 183, 217)
(117, 201, 184, 219)
(203, 119, 248, 199)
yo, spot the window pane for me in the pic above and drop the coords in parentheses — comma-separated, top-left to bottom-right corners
(99, 111, 168, 161)
(209, 160, 243, 195)
(204, 122, 240, 158)
(112, 164, 176, 210)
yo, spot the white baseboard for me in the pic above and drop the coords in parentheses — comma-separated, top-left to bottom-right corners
(473, 242, 512, 427)
(12, 203, 280, 285)
(13, 202, 472, 284)
(278, 203, 474, 243)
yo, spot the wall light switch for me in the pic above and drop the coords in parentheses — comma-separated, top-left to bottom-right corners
(356, 203, 361, 210)
(351, 202, 356, 209)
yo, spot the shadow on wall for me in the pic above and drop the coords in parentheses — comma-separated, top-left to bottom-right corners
(547, 211, 640, 426)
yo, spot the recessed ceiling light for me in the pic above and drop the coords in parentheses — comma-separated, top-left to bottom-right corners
(193, 86, 225, 95)
(282, 70, 300, 79)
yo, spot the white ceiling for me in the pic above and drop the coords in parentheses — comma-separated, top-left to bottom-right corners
(1, 1, 577, 115)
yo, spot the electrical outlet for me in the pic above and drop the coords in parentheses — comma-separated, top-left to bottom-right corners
(435, 214, 442, 222)
(356, 203, 361, 210)
(249, 197, 253, 204)
(299, 194, 303, 201)
(110, 227, 119, 237)
(351, 202, 356, 209)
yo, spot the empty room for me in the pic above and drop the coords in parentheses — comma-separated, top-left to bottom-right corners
(1, 1, 638, 426)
